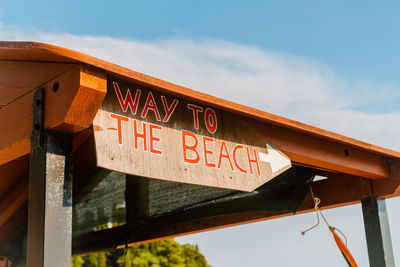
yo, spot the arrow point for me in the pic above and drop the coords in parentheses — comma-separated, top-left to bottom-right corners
(259, 144, 291, 173)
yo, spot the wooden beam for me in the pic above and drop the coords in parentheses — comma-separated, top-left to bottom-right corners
(0, 155, 29, 199)
(0, 202, 27, 248)
(27, 88, 74, 267)
(0, 177, 28, 228)
(252, 121, 390, 179)
(0, 61, 74, 106)
(372, 160, 400, 198)
(0, 64, 106, 166)
(299, 174, 370, 210)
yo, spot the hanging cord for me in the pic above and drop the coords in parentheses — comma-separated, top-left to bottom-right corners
(301, 187, 358, 267)
(301, 188, 348, 244)
(301, 187, 347, 245)
(301, 191, 324, 235)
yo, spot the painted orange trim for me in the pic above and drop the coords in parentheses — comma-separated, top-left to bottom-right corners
(0, 41, 399, 160)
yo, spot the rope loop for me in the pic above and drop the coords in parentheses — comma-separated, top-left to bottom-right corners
(301, 187, 347, 246)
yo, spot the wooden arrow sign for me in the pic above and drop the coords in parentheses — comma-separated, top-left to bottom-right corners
(93, 77, 291, 191)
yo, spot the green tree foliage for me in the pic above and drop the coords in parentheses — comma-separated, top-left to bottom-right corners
(72, 239, 210, 267)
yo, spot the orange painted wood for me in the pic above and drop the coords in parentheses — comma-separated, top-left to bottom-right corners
(0, 41, 399, 161)
(0, 156, 29, 240)
(0, 90, 32, 166)
(251, 121, 390, 179)
(0, 176, 28, 228)
(0, 202, 27, 248)
(62, 65, 107, 129)
(0, 155, 29, 201)
(0, 61, 74, 106)
(299, 174, 370, 210)
(372, 160, 400, 198)
(0, 64, 106, 165)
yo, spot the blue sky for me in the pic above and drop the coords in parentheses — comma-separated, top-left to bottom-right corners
(2, 1, 400, 266)
(3, 0, 400, 116)
(2, 0, 400, 85)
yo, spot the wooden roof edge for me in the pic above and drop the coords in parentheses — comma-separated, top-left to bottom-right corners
(1, 41, 399, 159)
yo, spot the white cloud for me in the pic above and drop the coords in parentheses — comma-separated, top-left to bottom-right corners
(2, 23, 400, 267)
(3, 27, 398, 149)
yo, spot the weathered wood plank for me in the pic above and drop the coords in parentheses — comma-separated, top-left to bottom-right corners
(27, 88, 74, 267)
(94, 78, 291, 191)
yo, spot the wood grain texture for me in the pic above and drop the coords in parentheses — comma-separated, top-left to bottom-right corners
(0, 41, 399, 160)
(0, 61, 74, 105)
(0, 64, 106, 165)
(94, 78, 291, 191)
(62, 65, 107, 130)
(95, 110, 290, 191)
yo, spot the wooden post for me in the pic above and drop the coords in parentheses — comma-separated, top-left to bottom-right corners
(125, 175, 149, 241)
(26, 88, 73, 267)
(361, 197, 395, 267)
